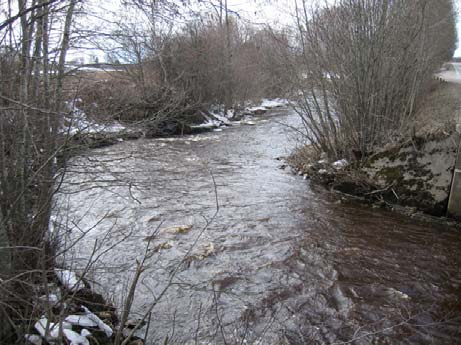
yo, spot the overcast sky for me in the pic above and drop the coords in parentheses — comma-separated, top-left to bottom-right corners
(456, 18, 461, 57)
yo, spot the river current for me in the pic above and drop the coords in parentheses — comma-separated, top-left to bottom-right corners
(55, 108, 461, 344)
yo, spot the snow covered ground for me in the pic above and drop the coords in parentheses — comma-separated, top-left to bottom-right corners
(63, 100, 128, 136)
(260, 98, 289, 108)
(203, 98, 290, 130)
(246, 98, 289, 114)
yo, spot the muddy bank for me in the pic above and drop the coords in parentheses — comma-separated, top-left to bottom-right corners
(290, 130, 460, 218)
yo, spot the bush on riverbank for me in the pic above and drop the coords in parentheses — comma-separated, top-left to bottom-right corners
(287, 0, 457, 161)
(70, 17, 291, 136)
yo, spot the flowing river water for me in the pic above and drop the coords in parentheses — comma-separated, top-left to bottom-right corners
(55, 108, 461, 344)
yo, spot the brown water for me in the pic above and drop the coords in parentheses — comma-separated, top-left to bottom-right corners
(56, 109, 461, 344)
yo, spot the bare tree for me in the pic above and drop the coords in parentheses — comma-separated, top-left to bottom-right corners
(0, 0, 79, 341)
(286, 0, 457, 160)
(74, 0, 291, 135)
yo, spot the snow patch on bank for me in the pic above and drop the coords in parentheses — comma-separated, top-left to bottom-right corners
(55, 268, 85, 291)
(62, 98, 290, 136)
(63, 100, 127, 136)
(203, 98, 290, 129)
(260, 98, 289, 108)
(245, 98, 288, 114)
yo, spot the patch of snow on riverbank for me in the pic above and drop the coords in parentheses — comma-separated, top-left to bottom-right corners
(210, 111, 232, 124)
(55, 269, 84, 291)
(260, 98, 289, 108)
(63, 100, 126, 135)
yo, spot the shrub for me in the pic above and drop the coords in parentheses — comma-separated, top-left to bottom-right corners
(289, 0, 457, 160)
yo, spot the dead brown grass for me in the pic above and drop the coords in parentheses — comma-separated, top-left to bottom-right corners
(286, 145, 319, 172)
(412, 80, 461, 136)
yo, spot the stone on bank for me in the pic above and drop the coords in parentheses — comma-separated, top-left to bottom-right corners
(292, 131, 461, 218)
(362, 132, 459, 216)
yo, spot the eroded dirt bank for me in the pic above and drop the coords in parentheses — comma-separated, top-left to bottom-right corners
(55, 108, 461, 344)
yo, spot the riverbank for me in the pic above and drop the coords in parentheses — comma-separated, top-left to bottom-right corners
(288, 133, 460, 224)
(64, 98, 289, 150)
(10, 264, 149, 345)
(288, 80, 461, 221)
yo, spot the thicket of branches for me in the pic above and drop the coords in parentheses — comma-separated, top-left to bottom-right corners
(288, 0, 457, 160)
(0, 0, 80, 340)
(161, 20, 289, 107)
(75, 1, 290, 135)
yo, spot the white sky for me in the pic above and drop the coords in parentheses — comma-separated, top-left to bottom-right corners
(454, 0, 461, 57)
(456, 17, 461, 57)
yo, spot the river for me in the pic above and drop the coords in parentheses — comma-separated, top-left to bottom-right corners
(55, 108, 461, 344)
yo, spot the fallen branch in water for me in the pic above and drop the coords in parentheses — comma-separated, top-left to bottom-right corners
(364, 183, 396, 196)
